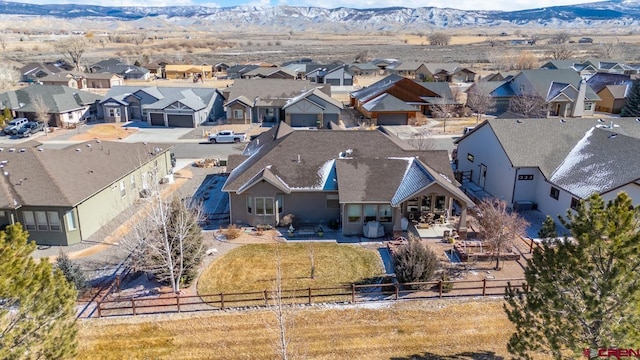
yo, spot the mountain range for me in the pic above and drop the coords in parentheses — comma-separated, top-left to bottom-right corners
(1, 0, 640, 31)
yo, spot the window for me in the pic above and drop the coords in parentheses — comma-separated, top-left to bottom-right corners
(23, 211, 36, 231)
(550, 187, 560, 200)
(467, 153, 474, 162)
(364, 205, 377, 222)
(119, 180, 126, 197)
(247, 196, 253, 214)
(570, 197, 580, 210)
(108, 107, 121, 117)
(66, 211, 77, 231)
(435, 195, 446, 211)
(379, 205, 392, 222)
(420, 196, 432, 212)
(518, 174, 534, 181)
(584, 103, 593, 111)
(233, 109, 243, 119)
(130, 175, 136, 189)
(48, 211, 61, 231)
(255, 197, 274, 216)
(326, 194, 340, 209)
(276, 194, 284, 214)
(35, 211, 48, 231)
(347, 205, 361, 223)
(406, 199, 419, 212)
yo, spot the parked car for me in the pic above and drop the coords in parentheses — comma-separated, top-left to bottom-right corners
(17, 121, 45, 137)
(208, 130, 247, 143)
(3, 118, 29, 135)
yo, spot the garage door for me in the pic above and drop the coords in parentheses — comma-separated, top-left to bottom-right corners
(323, 113, 339, 128)
(150, 113, 164, 126)
(167, 114, 194, 128)
(290, 114, 318, 128)
(377, 113, 408, 126)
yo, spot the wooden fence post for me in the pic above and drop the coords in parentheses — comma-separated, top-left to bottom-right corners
(351, 284, 356, 304)
(394, 283, 399, 300)
(220, 292, 224, 309)
(176, 295, 181, 313)
(264, 289, 269, 305)
(438, 280, 443, 298)
(132, 299, 136, 316)
(529, 238, 534, 253)
(96, 301, 101, 318)
(482, 278, 487, 296)
(308, 287, 312, 305)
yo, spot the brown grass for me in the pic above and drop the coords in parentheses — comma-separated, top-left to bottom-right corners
(69, 123, 137, 141)
(77, 298, 554, 359)
(197, 243, 384, 295)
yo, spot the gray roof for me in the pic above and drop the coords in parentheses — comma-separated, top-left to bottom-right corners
(0, 85, 102, 113)
(0, 141, 170, 208)
(462, 117, 640, 198)
(90, 58, 149, 78)
(223, 122, 471, 205)
(225, 79, 328, 108)
(101, 86, 220, 111)
(363, 93, 418, 112)
(283, 88, 343, 111)
(40, 71, 121, 82)
(515, 69, 600, 101)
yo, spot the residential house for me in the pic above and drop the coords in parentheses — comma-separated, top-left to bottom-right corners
(282, 88, 343, 128)
(350, 74, 456, 125)
(99, 86, 225, 127)
(307, 65, 354, 86)
(223, 122, 475, 238)
(242, 67, 296, 80)
(488, 69, 600, 117)
(164, 64, 214, 80)
(143, 61, 168, 79)
(454, 118, 640, 227)
(0, 141, 173, 246)
(90, 59, 151, 81)
(587, 73, 633, 114)
(349, 63, 380, 77)
(19, 62, 65, 83)
(371, 58, 400, 72)
(39, 72, 124, 90)
(387, 62, 430, 81)
(423, 63, 476, 83)
(0, 85, 102, 127)
(540, 60, 598, 80)
(226, 65, 260, 80)
(214, 62, 230, 74)
(223, 79, 330, 125)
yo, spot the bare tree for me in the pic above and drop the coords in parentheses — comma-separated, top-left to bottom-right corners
(547, 44, 574, 60)
(31, 94, 50, 134)
(58, 36, 88, 71)
(430, 99, 453, 133)
(354, 50, 369, 63)
(466, 85, 496, 123)
(125, 169, 205, 293)
(548, 32, 571, 45)
(476, 198, 529, 270)
(515, 50, 538, 70)
(0, 34, 7, 51)
(408, 128, 435, 150)
(598, 40, 620, 59)
(132, 33, 146, 46)
(266, 246, 295, 360)
(0, 63, 19, 90)
(509, 93, 548, 118)
(428, 32, 451, 46)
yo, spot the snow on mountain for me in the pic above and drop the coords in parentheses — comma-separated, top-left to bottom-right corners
(0, 0, 639, 31)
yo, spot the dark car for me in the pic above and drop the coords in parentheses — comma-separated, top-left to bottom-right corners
(17, 122, 45, 137)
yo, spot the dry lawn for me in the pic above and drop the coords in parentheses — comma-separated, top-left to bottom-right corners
(77, 298, 554, 360)
(197, 243, 384, 295)
(69, 123, 137, 141)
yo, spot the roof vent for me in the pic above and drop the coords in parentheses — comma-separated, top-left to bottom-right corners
(297, 154, 301, 163)
(8, 148, 15, 152)
(76, 148, 81, 152)
(3, 171, 8, 176)
(86, 144, 92, 147)
(38, 148, 44, 152)
(0, 148, 4, 152)
(18, 149, 25, 153)
(96, 139, 101, 143)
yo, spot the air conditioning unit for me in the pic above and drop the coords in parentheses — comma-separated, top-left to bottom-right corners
(514, 201, 536, 211)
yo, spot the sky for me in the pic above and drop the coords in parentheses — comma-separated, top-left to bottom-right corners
(16, 0, 603, 12)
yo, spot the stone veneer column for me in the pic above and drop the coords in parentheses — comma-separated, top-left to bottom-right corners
(392, 206, 404, 238)
(457, 205, 468, 240)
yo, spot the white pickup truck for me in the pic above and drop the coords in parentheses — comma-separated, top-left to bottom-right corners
(208, 130, 247, 143)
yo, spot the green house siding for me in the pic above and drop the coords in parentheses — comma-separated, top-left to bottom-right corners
(18, 207, 75, 246)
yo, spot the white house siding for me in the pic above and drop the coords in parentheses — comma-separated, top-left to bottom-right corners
(512, 167, 543, 204)
(456, 124, 516, 203)
(534, 180, 577, 224)
(601, 183, 640, 206)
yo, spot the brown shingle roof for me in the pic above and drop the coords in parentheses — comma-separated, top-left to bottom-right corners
(0, 141, 170, 207)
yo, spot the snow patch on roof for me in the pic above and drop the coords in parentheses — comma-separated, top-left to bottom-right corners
(287, 159, 336, 191)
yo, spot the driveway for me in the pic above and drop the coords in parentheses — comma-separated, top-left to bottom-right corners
(189, 173, 230, 230)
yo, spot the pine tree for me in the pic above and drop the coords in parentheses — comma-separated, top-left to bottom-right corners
(621, 78, 640, 117)
(504, 193, 640, 359)
(537, 215, 557, 241)
(0, 224, 78, 359)
(56, 250, 87, 292)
